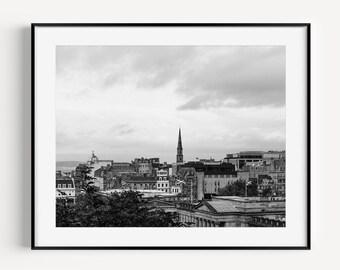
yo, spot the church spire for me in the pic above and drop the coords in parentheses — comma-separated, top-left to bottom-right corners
(177, 128, 182, 149)
(176, 128, 183, 163)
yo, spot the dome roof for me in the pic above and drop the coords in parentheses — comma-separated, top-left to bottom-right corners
(88, 151, 99, 164)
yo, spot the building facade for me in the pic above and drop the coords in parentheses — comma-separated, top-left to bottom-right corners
(132, 157, 159, 176)
(176, 196, 285, 227)
(123, 176, 157, 190)
(56, 171, 75, 200)
(177, 162, 238, 201)
(156, 169, 170, 193)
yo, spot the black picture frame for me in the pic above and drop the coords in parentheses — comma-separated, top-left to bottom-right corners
(31, 23, 311, 250)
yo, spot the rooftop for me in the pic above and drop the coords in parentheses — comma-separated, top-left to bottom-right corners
(205, 200, 239, 213)
(213, 196, 257, 202)
(212, 196, 285, 202)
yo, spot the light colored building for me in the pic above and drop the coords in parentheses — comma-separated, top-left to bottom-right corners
(92, 176, 104, 191)
(263, 151, 285, 160)
(224, 151, 264, 171)
(171, 163, 179, 176)
(86, 151, 113, 178)
(157, 169, 168, 180)
(132, 157, 159, 176)
(56, 171, 75, 200)
(156, 169, 170, 193)
(84, 151, 113, 191)
(177, 196, 285, 227)
(199, 158, 222, 165)
(204, 174, 239, 194)
(176, 162, 237, 201)
(171, 185, 182, 194)
(224, 151, 285, 171)
(137, 162, 151, 175)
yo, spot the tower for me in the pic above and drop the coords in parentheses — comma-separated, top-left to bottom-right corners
(176, 128, 183, 163)
(88, 150, 99, 164)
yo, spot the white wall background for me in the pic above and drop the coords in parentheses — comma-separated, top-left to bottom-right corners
(0, 0, 336, 269)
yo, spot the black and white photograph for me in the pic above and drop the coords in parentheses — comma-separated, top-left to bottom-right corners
(4, 0, 340, 266)
(55, 45, 287, 228)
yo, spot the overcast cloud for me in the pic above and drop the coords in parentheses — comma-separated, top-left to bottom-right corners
(56, 46, 285, 162)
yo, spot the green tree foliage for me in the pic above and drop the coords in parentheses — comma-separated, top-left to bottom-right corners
(218, 179, 258, 196)
(56, 188, 181, 227)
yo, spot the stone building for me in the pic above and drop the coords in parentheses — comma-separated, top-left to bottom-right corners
(123, 176, 157, 190)
(73, 151, 113, 191)
(177, 167, 198, 202)
(176, 196, 285, 227)
(132, 157, 159, 176)
(156, 169, 170, 193)
(177, 162, 238, 201)
(86, 151, 113, 178)
(242, 158, 286, 196)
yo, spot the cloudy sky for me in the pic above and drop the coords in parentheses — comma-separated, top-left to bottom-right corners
(56, 46, 285, 163)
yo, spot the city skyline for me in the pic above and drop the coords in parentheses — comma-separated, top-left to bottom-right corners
(56, 135, 285, 165)
(56, 45, 286, 162)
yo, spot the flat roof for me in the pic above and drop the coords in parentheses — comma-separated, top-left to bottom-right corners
(213, 196, 285, 202)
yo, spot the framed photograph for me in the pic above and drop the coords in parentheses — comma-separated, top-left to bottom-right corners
(32, 23, 310, 249)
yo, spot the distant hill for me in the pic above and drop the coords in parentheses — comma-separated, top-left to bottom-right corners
(56, 161, 82, 172)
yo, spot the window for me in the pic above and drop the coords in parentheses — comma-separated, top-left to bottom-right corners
(57, 184, 61, 188)
(62, 184, 66, 188)
(68, 184, 72, 188)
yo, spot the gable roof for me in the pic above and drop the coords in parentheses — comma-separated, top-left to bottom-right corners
(196, 204, 212, 212)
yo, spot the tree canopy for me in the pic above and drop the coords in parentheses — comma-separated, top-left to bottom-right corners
(261, 186, 273, 197)
(56, 188, 181, 227)
(218, 179, 258, 197)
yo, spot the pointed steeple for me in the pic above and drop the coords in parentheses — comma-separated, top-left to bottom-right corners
(176, 128, 183, 163)
(177, 128, 182, 149)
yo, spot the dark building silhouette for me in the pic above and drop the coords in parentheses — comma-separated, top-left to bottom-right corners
(176, 128, 183, 163)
